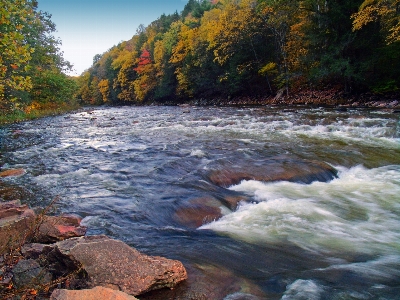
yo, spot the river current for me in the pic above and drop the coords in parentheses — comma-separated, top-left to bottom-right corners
(1, 106, 399, 299)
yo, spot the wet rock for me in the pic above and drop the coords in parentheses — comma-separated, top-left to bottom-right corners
(208, 159, 338, 188)
(0, 168, 25, 178)
(0, 201, 35, 255)
(174, 195, 248, 228)
(0, 183, 32, 201)
(12, 259, 51, 289)
(47, 235, 187, 296)
(221, 195, 249, 210)
(139, 263, 266, 300)
(34, 215, 87, 243)
(174, 202, 222, 228)
(50, 286, 139, 300)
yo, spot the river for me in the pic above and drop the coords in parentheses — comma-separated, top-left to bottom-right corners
(1, 106, 399, 299)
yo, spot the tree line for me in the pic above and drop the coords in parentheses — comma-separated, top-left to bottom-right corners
(76, 0, 400, 105)
(1, 0, 399, 114)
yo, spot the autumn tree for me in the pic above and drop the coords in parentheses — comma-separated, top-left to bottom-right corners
(0, 0, 36, 109)
(1, 0, 76, 114)
(352, 0, 400, 44)
(133, 49, 157, 101)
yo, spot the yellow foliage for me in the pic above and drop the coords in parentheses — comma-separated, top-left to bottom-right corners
(258, 62, 278, 76)
(98, 79, 110, 102)
(352, 0, 400, 44)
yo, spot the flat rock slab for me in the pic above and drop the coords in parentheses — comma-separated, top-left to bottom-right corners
(53, 235, 187, 296)
(208, 159, 338, 187)
(50, 286, 139, 300)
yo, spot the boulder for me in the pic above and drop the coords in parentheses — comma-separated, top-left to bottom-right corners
(0, 201, 35, 255)
(208, 159, 338, 188)
(11, 259, 51, 289)
(34, 215, 87, 243)
(50, 286, 139, 300)
(47, 235, 187, 296)
(0, 168, 25, 178)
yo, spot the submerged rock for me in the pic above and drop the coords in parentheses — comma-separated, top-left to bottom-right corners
(0, 168, 26, 178)
(46, 235, 187, 296)
(139, 263, 266, 300)
(174, 201, 223, 228)
(50, 286, 139, 300)
(208, 159, 338, 188)
(173, 195, 249, 228)
(0, 182, 32, 201)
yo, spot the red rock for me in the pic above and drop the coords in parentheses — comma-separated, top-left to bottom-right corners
(208, 159, 338, 187)
(34, 215, 87, 243)
(0, 201, 35, 255)
(0, 168, 25, 178)
(50, 286, 139, 300)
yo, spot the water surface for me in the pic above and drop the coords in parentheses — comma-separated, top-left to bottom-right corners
(1, 106, 399, 299)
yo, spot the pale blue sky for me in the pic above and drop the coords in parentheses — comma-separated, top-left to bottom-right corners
(38, 0, 187, 75)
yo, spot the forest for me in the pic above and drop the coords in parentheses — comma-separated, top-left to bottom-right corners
(1, 0, 400, 114)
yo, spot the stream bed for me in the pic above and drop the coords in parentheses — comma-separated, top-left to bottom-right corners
(1, 106, 399, 299)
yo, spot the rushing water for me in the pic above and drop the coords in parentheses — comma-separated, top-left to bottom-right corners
(1, 106, 400, 299)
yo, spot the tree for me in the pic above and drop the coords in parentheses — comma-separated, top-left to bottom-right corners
(0, 0, 36, 108)
(352, 0, 400, 44)
(0, 0, 76, 112)
(133, 49, 157, 101)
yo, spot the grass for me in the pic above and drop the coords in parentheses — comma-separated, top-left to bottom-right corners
(0, 101, 81, 126)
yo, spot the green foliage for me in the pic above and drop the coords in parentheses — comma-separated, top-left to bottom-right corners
(0, 0, 76, 118)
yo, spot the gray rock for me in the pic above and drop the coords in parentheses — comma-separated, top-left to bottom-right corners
(50, 286, 139, 300)
(49, 235, 187, 296)
(21, 243, 47, 259)
(12, 259, 51, 289)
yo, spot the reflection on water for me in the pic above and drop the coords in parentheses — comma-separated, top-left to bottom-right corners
(1, 106, 399, 299)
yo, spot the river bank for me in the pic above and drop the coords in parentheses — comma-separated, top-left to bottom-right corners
(150, 89, 400, 110)
(184, 91, 400, 109)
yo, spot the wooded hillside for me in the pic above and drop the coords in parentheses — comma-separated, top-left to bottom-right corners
(76, 0, 400, 105)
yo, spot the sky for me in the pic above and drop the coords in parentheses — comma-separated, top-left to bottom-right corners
(38, 0, 188, 76)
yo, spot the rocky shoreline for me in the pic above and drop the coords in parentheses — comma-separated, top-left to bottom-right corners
(149, 89, 400, 110)
(0, 170, 187, 300)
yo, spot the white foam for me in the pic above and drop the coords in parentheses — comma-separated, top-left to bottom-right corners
(282, 280, 322, 300)
(190, 149, 206, 158)
(200, 165, 400, 256)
